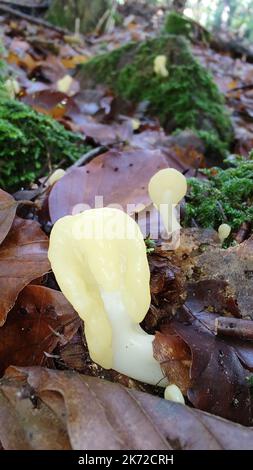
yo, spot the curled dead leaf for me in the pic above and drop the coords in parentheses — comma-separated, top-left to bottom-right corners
(0, 366, 253, 450)
(0, 189, 18, 245)
(0, 285, 79, 375)
(0, 217, 50, 326)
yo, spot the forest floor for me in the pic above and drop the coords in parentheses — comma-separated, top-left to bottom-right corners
(0, 6, 253, 450)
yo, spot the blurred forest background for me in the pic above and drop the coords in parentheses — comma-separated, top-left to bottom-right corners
(43, 0, 253, 43)
(66, 0, 253, 39)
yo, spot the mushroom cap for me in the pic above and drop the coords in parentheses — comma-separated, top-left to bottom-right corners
(218, 223, 231, 241)
(154, 55, 169, 77)
(148, 168, 187, 206)
(48, 207, 151, 369)
(48, 168, 66, 186)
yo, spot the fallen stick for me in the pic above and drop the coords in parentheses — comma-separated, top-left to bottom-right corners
(0, 3, 71, 35)
(215, 316, 253, 341)
(69, 146, 108, 169)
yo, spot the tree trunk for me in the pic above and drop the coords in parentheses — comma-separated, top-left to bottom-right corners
(46, 0, 110, 33)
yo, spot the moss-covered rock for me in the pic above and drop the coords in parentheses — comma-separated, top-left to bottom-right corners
(163, 11, 211, 42)
(164, 11, 195, 37)
(184, 154, 253, 238)
(0, 98, 88, 191)
(78, 34, 232, 164)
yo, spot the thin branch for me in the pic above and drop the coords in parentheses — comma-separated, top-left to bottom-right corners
(0, 3, 71, 35)
(215, 316, 253, 341)
(69, 146, 108, 169)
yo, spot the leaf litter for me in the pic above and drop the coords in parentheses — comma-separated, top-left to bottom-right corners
(0, 5, 253, 450)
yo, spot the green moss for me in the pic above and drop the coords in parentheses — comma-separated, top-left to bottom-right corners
(79, 35, 232, 162)
(0, 54, 8, 99)
(163, 11, 194, 38)
(163, 12, 211, 42)
(184, 154, 253, 235)
(0, 98, 89, 190)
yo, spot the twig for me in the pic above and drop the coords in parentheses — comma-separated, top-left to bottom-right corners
(227, 84, 253, 93)
(69, 146, 108, 169)
(215, 316, 253, 341)
(0, 3, 71, 35)
(18, 199, 37, 207)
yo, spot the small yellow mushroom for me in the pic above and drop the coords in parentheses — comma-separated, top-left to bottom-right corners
(48, 207, 167, 386)
(56, 75, 74, 94)
(154, 55, 169, 78)
(48, 169, 66, 186)
(164, 384, 185, 404)
(218, 223, 231, 244)
(131, 118, 141, 130)
(148, 168, 187, 234)
(5, 78, 20, 99)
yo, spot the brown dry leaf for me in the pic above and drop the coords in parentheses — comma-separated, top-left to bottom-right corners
(78, 120, 134, 145)
(0, 285, 79, 375)
(49, 149, 170, 223)
(61, 55, 88, 68)
(22, 91, 77, 120)
(152, 230, 253, 425)
(7, 51, 37, 73)
(192, 236, 253, 319)
(154, 306, 253, 426)
(0, 189, 18, 245)
(0, 217, 50, 326)
(154, 328, 191, 394)
(1, 366, 253, 450)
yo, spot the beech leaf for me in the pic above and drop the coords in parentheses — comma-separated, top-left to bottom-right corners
(0, 285, 79, 375)
(0, 189, 18, 245)
(49, 149, 170, 223)
(0, 367, 253, 450)
(0, 217, 50, 326)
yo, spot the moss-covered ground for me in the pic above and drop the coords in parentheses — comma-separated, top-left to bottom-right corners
(184, 154, 253, 237)
(0, 97, 88, 190)
(79, 34, 232, 164)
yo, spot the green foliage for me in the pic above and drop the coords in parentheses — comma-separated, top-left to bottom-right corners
(184, 155, 253, 235)
(0, 98, 88, 190)
(80, 35, 232, 161)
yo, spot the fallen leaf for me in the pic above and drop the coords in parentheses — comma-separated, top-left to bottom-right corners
(0, 189, 18, 245)
(154, 283, 253, 426)
(0, 285, 79, 375)
(7, 51, 37, 72)
(78, 120, 134, 145)
(61, 55, 88, 68)
(192, 236, 253, 319)
(22, 91, 78, 120)
(151, 229, 253, 425)
(49, 149, 169, 223)
(0, 217, 50, 326)
(1, 366, 253, 450)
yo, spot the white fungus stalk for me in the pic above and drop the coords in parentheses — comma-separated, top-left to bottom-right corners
(101, 290, 166, 385)
(48, 207, 167, 386)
